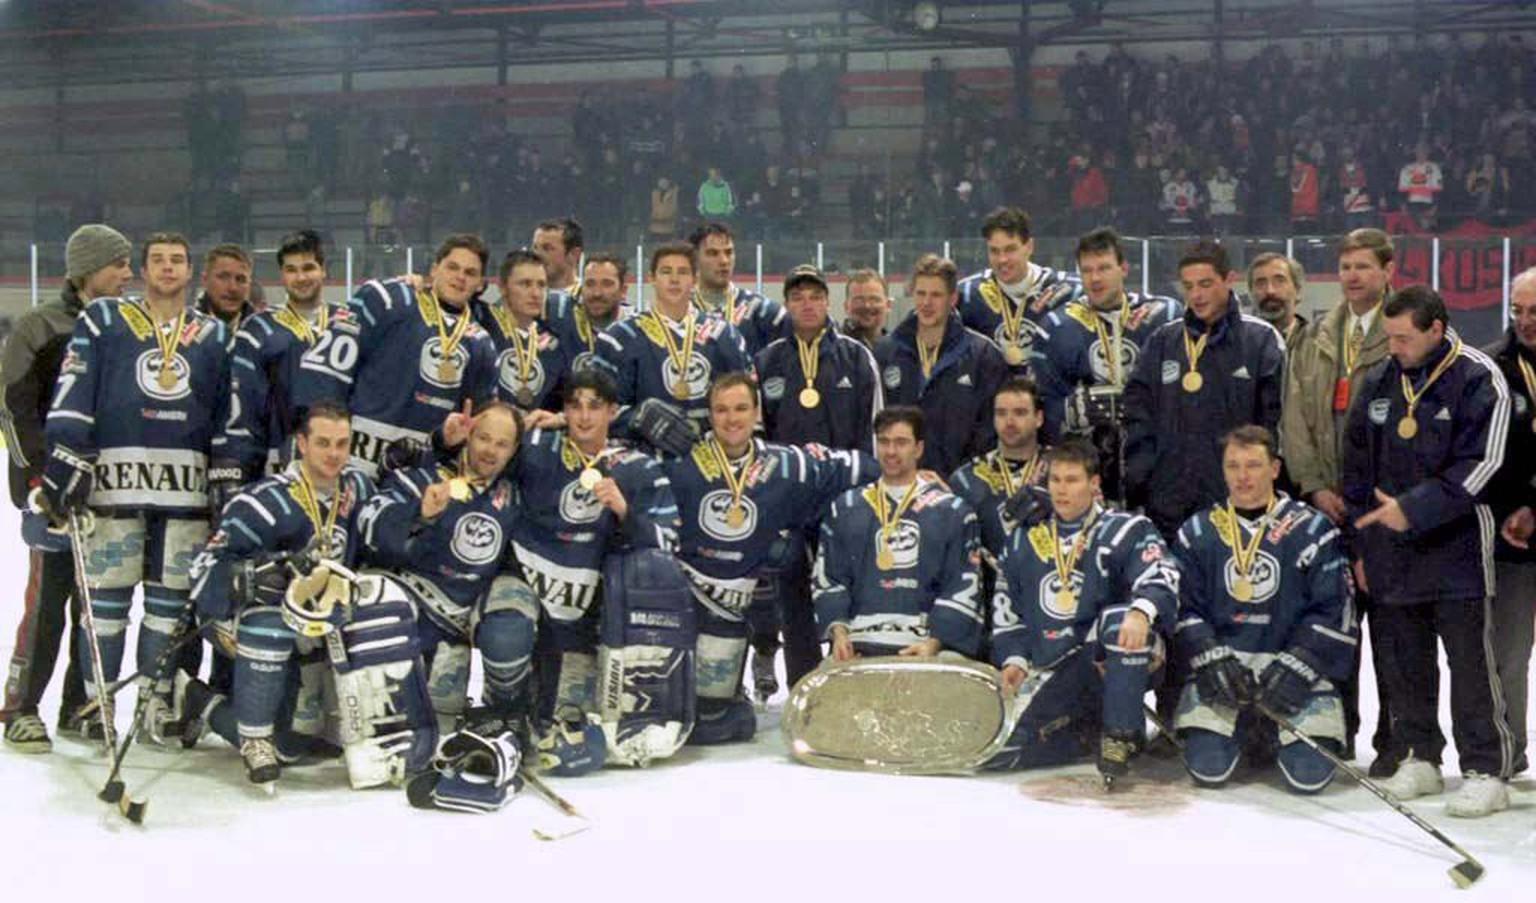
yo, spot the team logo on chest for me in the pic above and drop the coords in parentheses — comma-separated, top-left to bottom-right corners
(994, 320, 1042, 355)
(1224, 551, 1280, 604)
(559, 479, 605, 525)
(569, 350, 599, 375)
(1037, 570, 1086, 620)
(878, 518, 922, 570)
(451, 512, 502, 566)
(420, 338, 472, 389)
(497, 348, 546, 401)
(661, 350, 712, 400)
(699, 489, 758, 542)
(1088, 338, 1139, 383)
(135, 349, 191, 401)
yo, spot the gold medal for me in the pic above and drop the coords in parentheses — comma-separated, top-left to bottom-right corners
(1232, 576, 1253, 603)
(671, 379, 691, 400)
(1003, 345, 1025, 366)
(725, 504, 745, 528)
(799, 387, 821, 408)
(578, 467, 602, 491)
(438, 362, 459, 384)
(448, 478, 471, 502)
(1182, 371, 1203, 393)
(1053, 588, 1077, 614)
(875, 547, 895, 571)
(1397, 416, 1418, 440)
(157, 363, 177, 390)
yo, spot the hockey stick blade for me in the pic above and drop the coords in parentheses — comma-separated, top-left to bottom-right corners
(523, 770, 590, 841)
(98, 780, 124, 805)
(1255, 703, 1485, 889)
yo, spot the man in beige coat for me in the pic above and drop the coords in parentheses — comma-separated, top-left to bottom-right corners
(1281, 227, 1398, 776)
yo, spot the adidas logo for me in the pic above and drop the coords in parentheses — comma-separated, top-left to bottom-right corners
(958, 374, 973, 386)
(1435, 407, 1451, 421)
(837, 376, 853, 388)
(1232, 366, 1251, 379)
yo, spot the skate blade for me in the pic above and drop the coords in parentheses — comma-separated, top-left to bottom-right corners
(782, 656, 1011, 775)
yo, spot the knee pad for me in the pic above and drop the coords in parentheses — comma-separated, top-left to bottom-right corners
(1183, 728, 1241, 787)
(689, 696, 756, 745)
(476, 609, 536, 714)
(1277, 740, 1336, 794)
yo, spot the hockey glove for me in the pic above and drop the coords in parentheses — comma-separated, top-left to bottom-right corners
(1002, 484, 1053, 530)
(207, 459, 247, 517)
(1190, 640, 1256, 710)
(633, 398, 700, 458)
(1255, 648, 1322, 718)
(384, 437, 432, 475)
(232, 555, 295, 608)
(41, 443, 94, 517)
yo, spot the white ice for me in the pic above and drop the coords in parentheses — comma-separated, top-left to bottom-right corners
(0, 499, 1531, 903)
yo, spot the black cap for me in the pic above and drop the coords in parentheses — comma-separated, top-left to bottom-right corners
(784, 264, 829, 294)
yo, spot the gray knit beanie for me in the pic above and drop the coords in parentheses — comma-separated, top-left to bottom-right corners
(65, 224, 132, 282)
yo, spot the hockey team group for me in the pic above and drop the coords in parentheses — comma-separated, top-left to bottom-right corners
(1, 207, 1531, 828)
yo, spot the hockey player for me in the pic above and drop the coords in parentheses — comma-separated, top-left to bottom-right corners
(985, 441, 1179, 784)
(1033, 228, 1181, 503)
(183, 401, 374, 786)
(689, 222, 792, 356)
(436, 369, 679, 725)
(216, 230, 341, 482)
(478, 249, 570, 421)
(814, 406, 983, 661)
(956, 207, 1081, 371)
(1123, 240, 1285, 540)
(658, 373, 877, 743)
(293, 233, 498, 477)
(42, 231, 231, 743)
(195, 244, 256, 351)
(751, 263, 884, 694)
(357, 402, 530, 730)
(1344, 285, 1515, 817)
(559, 253, 632, 376)
(533, 217, 584, 299)
(1173, 426, 1356, 794)
(875, 253, 1009, 475)
(1, 224, 131, 751)
(950, 377, 1051, 557)
(594, 242, 753, 442)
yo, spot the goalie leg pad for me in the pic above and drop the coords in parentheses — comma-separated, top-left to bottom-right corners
(599, 548, 697, 766)
(327, 573, 437, 788)
(1183, 728, 1242, 786)
(233, 606, 297, 740)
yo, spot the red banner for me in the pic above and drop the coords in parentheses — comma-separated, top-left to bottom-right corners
(1384, 215, 1536, 310)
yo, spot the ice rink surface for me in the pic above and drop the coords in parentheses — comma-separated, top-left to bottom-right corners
(0, 503, 1531, 903)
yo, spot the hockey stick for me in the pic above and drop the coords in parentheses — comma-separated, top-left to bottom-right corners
(69, 621, 217, 721)
(521, 770, 591, 841)
(1255, 702, 1484, 889)
(94, 598, 199, 825)
(64, 511, 121, 763)
(1143, 701, 1184, 752)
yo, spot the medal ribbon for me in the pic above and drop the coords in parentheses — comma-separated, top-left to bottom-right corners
(423, 290, 471, 366)
(1224, 497, 1274, 587)
(872, 479, 922, 556)
(280, 302, 330, 345)
(1399, 338, 1462, 425)
(693, 285, 741, 324)
(1048, 514, 1093, 593)
(510, 320, 539, 388)
(917, 340, 940, 380)
(996, 449, 1040, 498)
(1516, 355, 1536, 427)
(148, 303, 187, 381)
(652, 310, 696, 385)
(708, 437, 754, 513)
(563, 437, 601, 474)
(993, 273, 1033, 353)
(796, 330, 823, 394)
(292, 463, 341, 558)
(1182, 327, 1209, 381)
(1089, 294, 1130, 385)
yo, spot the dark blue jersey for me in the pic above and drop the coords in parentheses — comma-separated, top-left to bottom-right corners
(593, 309, 753, 437)
(693, 285, 792, 357)
(949, 449, 1050, 555)
(472, 300, 571, 414)
(814, 478, 984, 656)
(46, 297, 230, 513)
(956, 263, 1082, 370)
(1174, 494, 1357, 680)
(991, 506, 1178, 670)
(292, 278, 498, 477)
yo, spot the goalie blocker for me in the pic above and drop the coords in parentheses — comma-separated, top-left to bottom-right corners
(597, 548, 697, 766)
